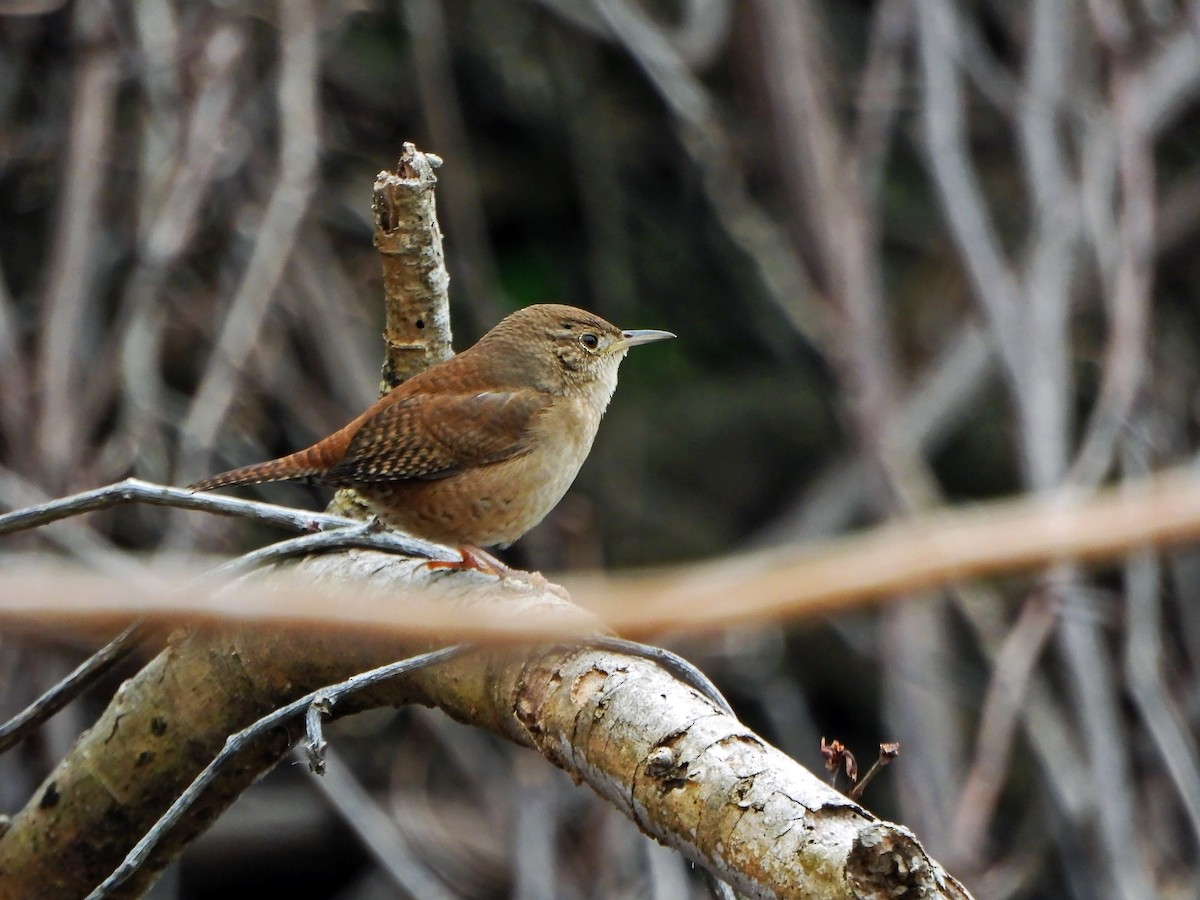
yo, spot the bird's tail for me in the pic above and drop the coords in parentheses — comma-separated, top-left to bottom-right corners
(188, 444, 338, 492)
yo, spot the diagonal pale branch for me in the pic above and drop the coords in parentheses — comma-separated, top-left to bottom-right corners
(0, 552, 971, 900)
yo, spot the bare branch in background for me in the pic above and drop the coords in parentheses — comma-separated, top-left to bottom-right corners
(578, 0, 828, 349)
(34, 2, 119, 490)
(400, 0, 504, 328)
(1121, 443, 1200, 853)
(915, 0, 1027, 402)
(0, 261, 28, 473)
(752, 0, 900, 461)
(950, 593, 1057, 865)
(175, 0, 320, 485)
(1069, 25, 1159, 487)
(108, 21, 248, 483)
(300, 744, 461, 900)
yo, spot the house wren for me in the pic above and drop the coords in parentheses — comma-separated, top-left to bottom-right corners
(190, 304, 674, 550)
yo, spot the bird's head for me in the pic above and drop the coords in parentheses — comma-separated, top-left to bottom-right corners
(482, 304, 674, 396)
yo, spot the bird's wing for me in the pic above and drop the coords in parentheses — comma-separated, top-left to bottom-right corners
(322, 390, 549, 483)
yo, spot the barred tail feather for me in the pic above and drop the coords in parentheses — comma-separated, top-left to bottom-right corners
(188, 444, 338, 492)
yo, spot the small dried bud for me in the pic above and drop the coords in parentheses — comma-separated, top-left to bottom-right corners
(821, 737, 858, 781)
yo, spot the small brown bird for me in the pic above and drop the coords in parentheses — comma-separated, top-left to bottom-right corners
(190, 304, 674, 555)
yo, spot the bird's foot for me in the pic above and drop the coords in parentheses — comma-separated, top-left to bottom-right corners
(425, 545, 513, 577)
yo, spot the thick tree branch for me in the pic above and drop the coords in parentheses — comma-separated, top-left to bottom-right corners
(0, 552, 971, 899)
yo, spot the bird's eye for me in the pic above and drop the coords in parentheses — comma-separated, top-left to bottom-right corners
(580, 333, 600, 350)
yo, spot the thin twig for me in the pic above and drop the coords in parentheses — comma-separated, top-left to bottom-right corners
(587, 635, 733, 716)
(0, 477, 456, 563)
(0, 468, 154, 574)
(85, 645, 468, 899)
(205, 521, 458, 577)
(848, 742, 900, 802)
(0, 621, 148, 756)
(303, 696, 331, 774)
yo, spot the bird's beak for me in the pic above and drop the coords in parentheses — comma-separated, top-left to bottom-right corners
(614, 329, 675, 352)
